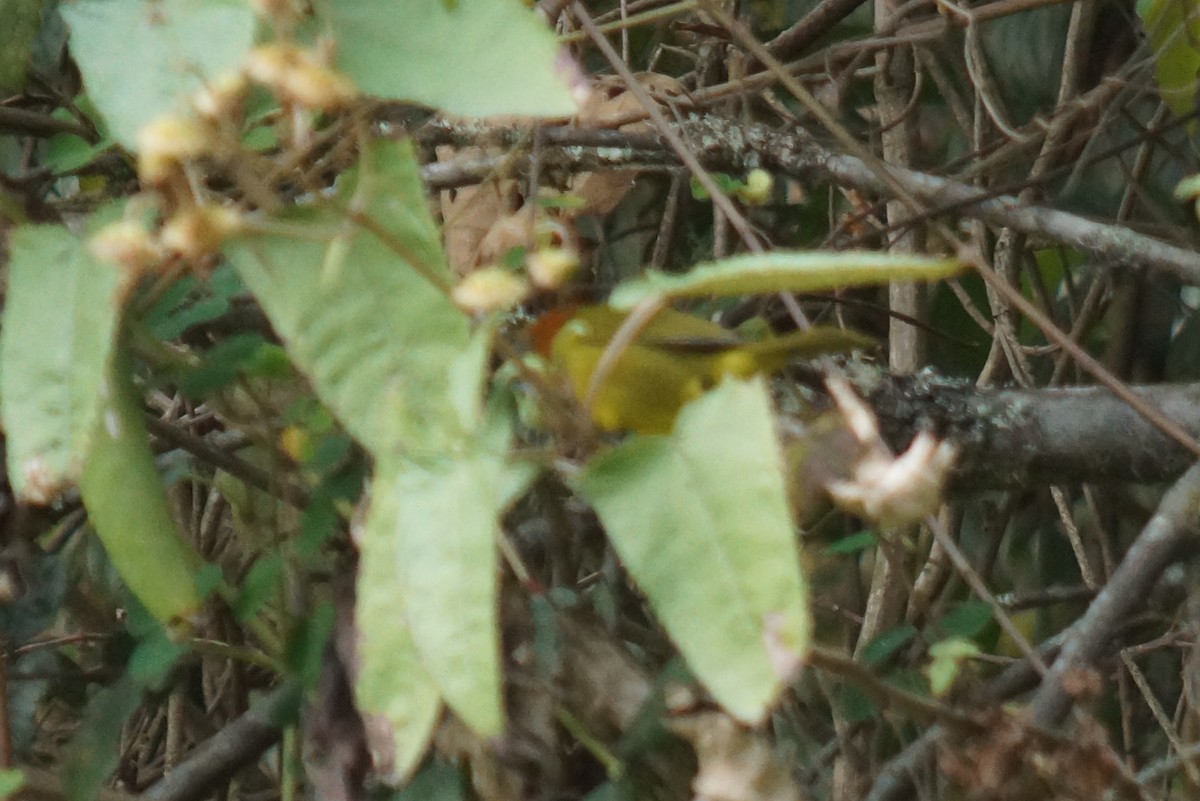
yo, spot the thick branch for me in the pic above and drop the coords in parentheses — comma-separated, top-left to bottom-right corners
(865, 371, 1200, 487)
(142, 683, 300, 801)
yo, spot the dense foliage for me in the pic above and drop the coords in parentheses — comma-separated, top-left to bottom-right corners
(2, 2, 1200, 801)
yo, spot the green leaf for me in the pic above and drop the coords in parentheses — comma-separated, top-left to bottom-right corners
(286, 600, 334, 688)
(859, 625, 917, 666)
(142, 264, 243, 341)
(45, 133, 114, 174)
(325, 0, 578, 118)
(835, 683, 876, 724)
(394, 761, 469, 801)
(823, 530, 876, 556)
(176, 334, 283, 397)
(689, 172, 744, 201)
(376, 402, 535, 739)
(608, 251, 965, 310)
(126, 627, 187, 687)
(937, 601, 993, 640)
(1137, 0, 1200, 119)
(61, 0, 255, 148)
(224, 138, 470, 456)
(0, 224, 124, 503)
(0, 0, 43, 92)
(234, 554, 284, 621)
(579, 377, 810, 724)
(64, 674, 143, 801)
(355, 462, 444, 781)
(0, 768, 25, 798)
(80, 347, 203, 626)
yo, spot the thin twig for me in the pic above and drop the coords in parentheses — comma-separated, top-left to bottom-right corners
(144, 416, 310, 508)
(1029, 461, 1200, 727)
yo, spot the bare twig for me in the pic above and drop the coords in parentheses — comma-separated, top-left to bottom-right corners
(1028, 461, 1200, 727)
(759, 0, 872, 64)
(0, 106, 95, 141)
(144, 416, 310, 508)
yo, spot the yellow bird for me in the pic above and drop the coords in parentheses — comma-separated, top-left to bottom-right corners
(532, 304, 873, 434)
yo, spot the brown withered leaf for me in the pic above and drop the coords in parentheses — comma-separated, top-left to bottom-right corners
(568, 73, 686, 219)
(940, 709, 1127, 801)
(437, 145, 522, 274)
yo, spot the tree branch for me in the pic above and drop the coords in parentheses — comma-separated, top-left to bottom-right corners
(863, 371, 1200, 487)
(416, 116, 1200, 285)
(14, 684, 300, 801)
(142, 682, 301, 801)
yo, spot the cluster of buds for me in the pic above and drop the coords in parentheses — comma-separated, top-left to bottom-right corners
(134, 31, 359, 183)
(88, 218, 166, 275)
(136, 114, 216, 185)
(89, 201, 244, 278)
(243, 42, 357, 112)
(159, 205, 242, 259)
(115, 31, 362, 277)
(452, 240, 580, 314)
(452, 266, 530, 314)
(453, 214, 581, 314)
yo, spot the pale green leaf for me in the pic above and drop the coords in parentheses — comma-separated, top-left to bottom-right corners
(384, 404, 536, 737)
(1176, 173, 1200, 202)
(1137, 0, 1200, 119)
(224, 139, 470, 456)
(80, 348, 203, 626)
(0, 225, 123, 503)
(62, 0, 255, 148)
(579, 377, 810, 723)
(926, 637, 980, 697)
(355, 467, 442, 780)
(608, 251, 964, 310)
(326, 0, 578, 118)
(0, 767, 24, 798)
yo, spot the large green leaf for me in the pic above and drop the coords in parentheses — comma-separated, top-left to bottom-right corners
(579, 378, 810, 724)
(608, 251, 964, 309)
(224, 139, 469, 456)
(0, 225, 123, 503)
(80, 347, 203, 626)
(62, 0, 255, 148)
(378, 402, 535, 737)
(1138, 0, 1200, 119)
(325, 0, 578, 118)
(229, 138, 533, 739)
(355, 469, 442, 780)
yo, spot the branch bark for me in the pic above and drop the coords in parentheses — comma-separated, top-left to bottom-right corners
(863, 371, 1200, 487)
(416, 117, 1200, 285)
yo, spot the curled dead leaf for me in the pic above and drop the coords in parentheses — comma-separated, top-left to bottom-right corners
(823, 378, 956, 529)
